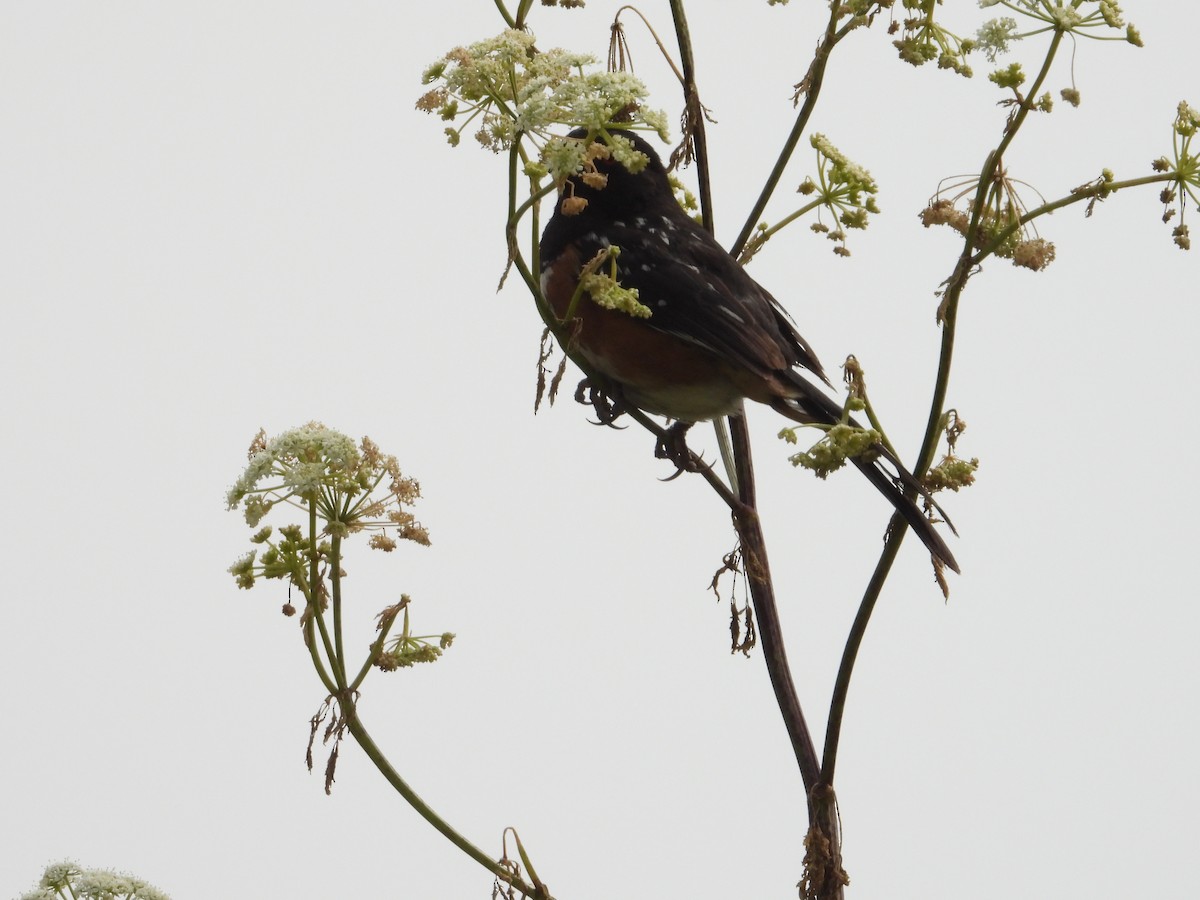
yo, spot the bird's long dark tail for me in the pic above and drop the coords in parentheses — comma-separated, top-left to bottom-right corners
(849, 447, 959, 574)
(772, 394, 960, 574)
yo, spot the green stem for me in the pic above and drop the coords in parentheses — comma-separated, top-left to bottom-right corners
(343, 706, 550, 899)
(507, 141, 551, 315)
(311, 589, 342, 689)
(730, 6, 842, 258)
(303, 616, 338, 695)
(918, 25, 1063, 468)
(859, 394, 900, 461)
(292, 567, 338, 694)
(492, 0, 516, 29)
(749, 197, 828, 253)
(972, 172, 1176, 266)
(820, 514, 906, 784)
(348, 603, 404, 693)
(822, 28, 1071, 791)
(306, 499, 343, 687)
(331, 533, 348, 689)
(514, 0, 535, 29)
(667, 0, 714, 230)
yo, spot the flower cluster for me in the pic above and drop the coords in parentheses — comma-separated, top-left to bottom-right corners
(417, 28, 668, 175)
(532, 131, 654, 205)
(801, 134, 881, 257)
(893, 0, 976, 77)
(924, 411, 979, 494)
(1154, 101, 1200, 250)
(976, 1, 1142, 62)
(373, 600, 456, 672)
(580, 269, 650, 318)
(781, 422, 882, 479)
(20, 861, 171, 900)
(226, 424, 429, 592)
(921, 168, 1056, 271)
(580, 245, 651, 318)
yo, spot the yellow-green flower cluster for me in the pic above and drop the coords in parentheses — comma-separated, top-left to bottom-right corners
(925, 454, 980, 492)
(802, 134, 880, 256)
(364, 600, 455, 673)
(417, 29, 668, 159)
(375, 640, 452, 670)
(580, 269, 651, 319)
(781, 422, 881, 479)
(893, 0, 976, 77)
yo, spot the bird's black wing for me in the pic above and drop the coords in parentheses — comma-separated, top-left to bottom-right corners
(574, 213, 830, 386)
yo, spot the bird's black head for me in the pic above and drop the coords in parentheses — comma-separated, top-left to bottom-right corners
(556, 128, 676, 218)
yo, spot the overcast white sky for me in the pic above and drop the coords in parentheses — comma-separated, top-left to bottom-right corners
(4, 3, 1198, 899)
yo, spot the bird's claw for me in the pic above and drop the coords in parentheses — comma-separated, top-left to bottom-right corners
(575, 378, 627, 428)
(655, 421, 699, 475)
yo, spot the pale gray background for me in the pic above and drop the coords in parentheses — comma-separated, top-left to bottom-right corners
(3, 2, 1197, 898)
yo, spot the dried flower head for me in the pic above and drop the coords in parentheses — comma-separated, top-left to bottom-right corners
(922, 166, 1055, 270)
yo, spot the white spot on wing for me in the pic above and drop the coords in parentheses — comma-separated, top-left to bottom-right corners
(582, 231, 611, 248)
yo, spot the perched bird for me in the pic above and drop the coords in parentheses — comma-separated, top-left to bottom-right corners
(538, 129, 958, 573)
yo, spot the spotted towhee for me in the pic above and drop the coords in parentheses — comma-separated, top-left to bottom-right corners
(539, 129, 958, 573)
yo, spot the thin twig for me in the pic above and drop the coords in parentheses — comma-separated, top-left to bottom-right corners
(731, 7, 842, 259)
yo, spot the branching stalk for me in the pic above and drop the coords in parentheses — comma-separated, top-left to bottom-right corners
(822, 28, 1071, 790)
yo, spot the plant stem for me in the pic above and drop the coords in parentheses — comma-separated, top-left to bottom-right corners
(303, 617, 338, 695)
(493, 0, 516, 30)
(752, 197, 825, 248)
(331, 533, 348, 689)
(349, 603, 403, 693)
(731, 7, 841, 259)
(730, 414, 823, 794)
(822, 28, 1070, 791)
(343, 703, 550, 900)
(307, 500, 343, 688)
(820, 512, 905, 784)
(662, 1, 821, 795)
(514, 0, 535, 29)
(667, 0, 714, 230)
(973, 171, 1176, 267)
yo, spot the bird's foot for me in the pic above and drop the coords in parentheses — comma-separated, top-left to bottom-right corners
(574, 378, 627, 428)
(655, 421, 699, 476)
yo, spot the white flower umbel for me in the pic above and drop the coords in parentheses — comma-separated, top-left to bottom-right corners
(18, 861, 171, 900)
(417, 28, 669, 179)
